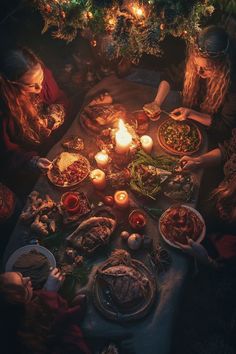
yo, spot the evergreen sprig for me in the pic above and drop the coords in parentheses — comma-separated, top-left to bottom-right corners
(30, 0, 216, 61)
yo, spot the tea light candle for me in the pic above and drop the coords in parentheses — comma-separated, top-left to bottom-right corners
(140, 135, 153, 154)
(90, 169, 106, 190)
(114, 190, 130, 209)
(95, 150, 109, 169)
(115, 119, 132, 154)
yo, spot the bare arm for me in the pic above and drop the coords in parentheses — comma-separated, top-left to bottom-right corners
(200, 148, 222, 167)
(171, 107, 212, 126)
(188, 109, 212, 126)
(181, 148, 222, 171)
(154, 80, 170, 106)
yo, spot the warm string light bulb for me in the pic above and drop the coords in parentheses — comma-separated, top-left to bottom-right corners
(132, 5, 145, 18)
(90, 39, 97, 47)
(106, 17, 116, 31)
(83, 11, 93, 20)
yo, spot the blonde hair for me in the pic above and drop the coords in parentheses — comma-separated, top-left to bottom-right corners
(211, 175, 236, 221)
(183, 45, 231, 114)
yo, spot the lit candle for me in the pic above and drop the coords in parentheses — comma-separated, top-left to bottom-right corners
(114, 190, 130, 209)
(115, 119, 132, 154)
(140, 135, 153, 154)
(90, 169, 106, 190)
(95, 150, 109, 169)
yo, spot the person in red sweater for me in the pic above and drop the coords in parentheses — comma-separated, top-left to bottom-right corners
(0, 268, 91, 354)
(0, 47, 71, 196)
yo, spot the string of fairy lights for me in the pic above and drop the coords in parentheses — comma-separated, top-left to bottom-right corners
(31, 0, 216, 63)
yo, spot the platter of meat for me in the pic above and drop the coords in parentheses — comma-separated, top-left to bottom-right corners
(20, 191, 62, 237)
(80, 103, 126, 135)
(93, 249, 156, 322)
(47, 152, 90, 188)
(163, 173, 196, 202)
(129, 150, 177, 200)
(159, 205, 205, 248)
(62, 136, 84, 152)
(5, 245, 56, 289)
(157, 119, 202, 155)
(66, 215, 117, 255)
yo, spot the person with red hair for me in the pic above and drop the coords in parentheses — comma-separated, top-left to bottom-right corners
(0, 269, 91, 354)
(0, 47, 71, 196)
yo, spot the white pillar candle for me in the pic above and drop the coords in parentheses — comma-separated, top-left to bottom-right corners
(95, 150, 109, 169)
(140, 135, 153, 154)
(114, 190, 130, 209)
(90, 169, 106, 190)
(115, 119, 132, 154)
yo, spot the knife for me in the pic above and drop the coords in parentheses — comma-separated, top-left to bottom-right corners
(161, 109, 174, 119)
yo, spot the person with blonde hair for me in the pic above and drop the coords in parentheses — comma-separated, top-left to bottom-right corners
(144, 26, 236, 143)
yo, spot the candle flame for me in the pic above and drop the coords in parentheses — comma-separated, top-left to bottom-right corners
(115, 119, 132, 153)
(116, 119, 132, 142)
(118, 119, 126, 132)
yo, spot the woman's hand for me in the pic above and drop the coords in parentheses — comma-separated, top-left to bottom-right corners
(44, 268, 65, 292)
(37, 158, 52, 173)
(170, 107, 192, 121)
(179, 156, 203, 171)
(175, 238, 210, 265)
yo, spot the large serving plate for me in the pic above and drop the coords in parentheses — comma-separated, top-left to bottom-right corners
(162, 172, 198, 202)
(159, 204, 205, 249)
(79, 103, 126, 136)
(93, 258, 157, 322)
(5, 244, 56, 271)
(47, 152, 90, 188)
(157, 119, 202, 156)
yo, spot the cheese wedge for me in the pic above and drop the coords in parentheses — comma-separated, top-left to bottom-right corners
(56, 152, 78, 172)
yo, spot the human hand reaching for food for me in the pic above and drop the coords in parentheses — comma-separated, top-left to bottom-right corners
(170, 107, 191, 121)
(30, 157, 52, 173)
(44, 268, 65, 292)
(175, 238, 210, 265)
(143, 101, 161, 121)
(37, 158, 52, 173)
(179, 156, 203, 171)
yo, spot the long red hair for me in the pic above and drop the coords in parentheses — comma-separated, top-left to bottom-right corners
(183, 45, 231, 114)
(0, 48, 46, 144)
